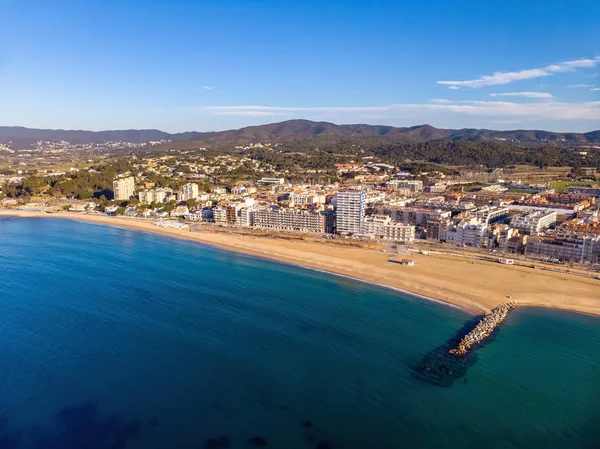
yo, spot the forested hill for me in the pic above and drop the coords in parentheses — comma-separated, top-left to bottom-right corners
(2, 120, 599, 148)
(167, 120, 600, 148)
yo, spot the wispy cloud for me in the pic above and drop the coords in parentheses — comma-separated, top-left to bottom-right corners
(203, 86, 213, 90)
(438, 57, 600, 89)
(212, 110, 289, 117)
(567, 84, 594, 88)
(205, 100, 600, 121)
(430, 99, 453, 104)
(490, 92, 553, 98)
(591, 87, 600, 91)
(448, 86, 462, 90)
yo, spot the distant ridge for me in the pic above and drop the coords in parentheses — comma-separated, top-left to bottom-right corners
(1, 120, 599, 148)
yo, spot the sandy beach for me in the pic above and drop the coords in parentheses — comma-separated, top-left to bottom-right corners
(2, 209, 600, 317)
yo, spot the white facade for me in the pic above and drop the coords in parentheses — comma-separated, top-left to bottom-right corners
(376, 207, 451, 226)
(181, 183, 199, 201)
(138, 188, 171, 204)
(387, 180, 423, 192)
(510, 210, 557, 233)
(336, 190, 366, 235)
(472, 206, 509, 225)
(360, 215, 415, 242)
(113, 177, 135, 201)
(252, 206, 327, 233)
(447, 218, 488, 247)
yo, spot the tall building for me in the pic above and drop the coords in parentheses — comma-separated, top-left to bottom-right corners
(181, 183, 199, 201)
(336, 190, 366, 235)
(113, 177, 135, 201)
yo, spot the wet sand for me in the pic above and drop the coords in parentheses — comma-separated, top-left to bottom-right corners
(2, 209, 599, 317)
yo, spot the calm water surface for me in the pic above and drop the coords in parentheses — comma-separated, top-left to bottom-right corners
(1, 217, 600, 449)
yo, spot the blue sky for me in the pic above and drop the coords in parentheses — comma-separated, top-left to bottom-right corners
(2, 0, 600, 132)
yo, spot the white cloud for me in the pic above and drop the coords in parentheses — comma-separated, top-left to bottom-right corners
(490, 92, 553, 98)
(203, 86, 213, 90)
(567, 84, 594, 88)
(205, 100, 600, 121)
(212, 110, 289, 117)
(438, 57, 600, 89)
(430, 99, 453, 104)
(591, 88, 600, 91)
(448, 86, 462, 90)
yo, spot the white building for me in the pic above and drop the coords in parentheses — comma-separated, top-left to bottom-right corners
(252, 206, 329, 233)
(472, 206, 509, 225)
(360, 215, 415, 242)
(376, 207, 451, 226)
(387, 180, 423, 192)
(138, 188, 172, 204)
(446, 218, 488, 247)
(510, 210, 557, 233)
(113, 177, 135, 201)
(258, 177, 286, 185)
(336, 190, 366, 235)
(181, 183, 199, 201)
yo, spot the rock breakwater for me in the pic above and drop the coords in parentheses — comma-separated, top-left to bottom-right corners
(449, 303, 516, 356)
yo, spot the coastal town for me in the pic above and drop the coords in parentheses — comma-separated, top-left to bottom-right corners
(2, 147, 600, 270)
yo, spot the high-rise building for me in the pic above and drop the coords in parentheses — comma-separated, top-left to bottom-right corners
(181, 183, 199, 201)
(113, 177, 135, 201)
(336, 190, 366, 235)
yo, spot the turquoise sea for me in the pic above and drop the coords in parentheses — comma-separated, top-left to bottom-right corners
(1, 216, 600, 449)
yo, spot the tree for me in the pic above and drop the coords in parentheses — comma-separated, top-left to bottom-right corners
(115, 207, 126, 215)
(186, 198, 197, 209)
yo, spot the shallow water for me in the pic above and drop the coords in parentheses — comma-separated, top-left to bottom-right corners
(1, 217, 599, 448)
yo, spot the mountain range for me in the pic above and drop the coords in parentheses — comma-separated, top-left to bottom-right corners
(1, 120, 599, 149)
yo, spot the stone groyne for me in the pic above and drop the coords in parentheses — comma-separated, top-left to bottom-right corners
(448, 303, 516, 357)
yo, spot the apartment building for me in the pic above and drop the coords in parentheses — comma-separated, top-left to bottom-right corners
(213, 206, 227, 225)
(236, 207, 254, 227)
(526, 236, 600, 264)
(181, 183, 199, 201)
(471, 206, 509, 225)
(386, 180, 423, 192)
(113, 176, 135, 201)
(510, 210, 557, 233)
(336, 190, 366, 235)
(426, 219, 451, 242)
(138, 188, 172, 204)
(252, 206, 328, 233)
(376, 207, 451, 226)
(360, 215, 416, 243)
(446, 218, 488, 247)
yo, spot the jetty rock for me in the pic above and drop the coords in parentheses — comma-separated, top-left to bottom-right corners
(449, 303, 516, 357)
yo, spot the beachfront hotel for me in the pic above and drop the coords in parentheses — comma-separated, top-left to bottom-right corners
(336, 190, 366, 235)
(113, 176, 135, 201)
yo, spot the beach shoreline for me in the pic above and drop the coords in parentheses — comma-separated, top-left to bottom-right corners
(2, 209, 600, 317)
